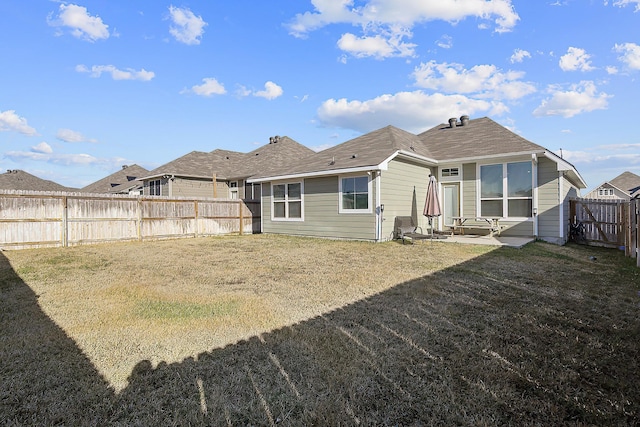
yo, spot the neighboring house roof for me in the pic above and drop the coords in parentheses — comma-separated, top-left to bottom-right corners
(81, 164, 149, 194)
(249, 117, 586, 189)
(140, 136, 314, 181)
(608, 171, 640, 195)
(0, 169, 77, 192)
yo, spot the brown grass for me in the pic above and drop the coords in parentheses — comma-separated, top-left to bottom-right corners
(1, 234, 639, 425)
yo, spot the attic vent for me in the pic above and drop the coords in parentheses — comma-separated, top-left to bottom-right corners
(269, 135, 281, 144)
(460, 115, 469, 126)
(448, 117, 457, 128)
(122, 165, 129, 169)
(351, 154, 357, 159)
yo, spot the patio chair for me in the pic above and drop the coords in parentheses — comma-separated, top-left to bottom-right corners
(394, 216, 431, 244)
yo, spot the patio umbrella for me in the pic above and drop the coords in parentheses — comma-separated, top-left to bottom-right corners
(423, 175, 442, 241)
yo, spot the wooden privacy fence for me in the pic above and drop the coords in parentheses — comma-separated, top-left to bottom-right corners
(569, 198, 639, 267)
(0, 190, 261, 250)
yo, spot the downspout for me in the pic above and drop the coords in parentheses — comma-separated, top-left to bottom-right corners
(532, 155, 538, 238)
(376, 170, 382, 242)
(559, 171, 565, 243)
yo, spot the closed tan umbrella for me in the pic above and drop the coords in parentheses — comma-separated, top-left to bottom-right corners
(423, 175, 441, 240)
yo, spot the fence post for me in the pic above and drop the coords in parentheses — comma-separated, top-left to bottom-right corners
(194, 200, 199, 238)
(137, 197, 142, 241)
(62, 195, 68, 247)
(239, 201, 244, 235)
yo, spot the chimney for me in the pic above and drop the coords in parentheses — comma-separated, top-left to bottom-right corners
(460, 115, 469, 126)
(448, 117, 458, 128)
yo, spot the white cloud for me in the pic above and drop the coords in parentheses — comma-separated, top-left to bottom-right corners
(47, 4, 110, 42)
(0, 110, 38, 136)
(612, 0, 640, 12)
(533, 81, 611, 118)
(182, 78, 227, 97)
(606, 65, 619, 74)
(436, 35, 453, 49)
(168, 6, 207, 45)
(5, 150, 127, 168)
(56, 129, 98, 143)
(412, 60, 536, 100)
(510, 48, 531, 63)
(254, 82, 284, 100)
(287, 0, 519, 60)
(76, 64, 155, 81)
(559, 47, 595, 72)
(317, 91, 500, 133)
(288, 0, 520, 36)
(614, 42, 640, 70)
(32, 142, 53, 154)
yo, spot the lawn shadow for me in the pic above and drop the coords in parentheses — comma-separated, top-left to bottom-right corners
(3, 243, 639, 425)
(113, 243, 639, 425)
(0, 251, 115, 424)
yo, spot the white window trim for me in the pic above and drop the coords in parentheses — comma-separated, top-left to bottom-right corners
(271, 181, 304, 221)
(439, 164, 462, 182)
(338, 174, 373, 214)
(476, 160, 534, 220)
(229, 181, 239, 199)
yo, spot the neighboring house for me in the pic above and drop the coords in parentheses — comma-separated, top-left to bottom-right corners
(583, 171, 640, 201)
(248, 116, 587, 245)
(138, 136, 315, 199)
(0, 169, 77, 192)
(80, 164, 149, 195)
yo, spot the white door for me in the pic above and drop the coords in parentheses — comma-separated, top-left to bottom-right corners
(442, 183, 460, 227)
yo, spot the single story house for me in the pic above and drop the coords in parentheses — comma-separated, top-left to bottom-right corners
(248, 117, 587, 245)
(137, 136, 314, 200)
(583, 171, 640, 200)
(80, 164, 149, 195)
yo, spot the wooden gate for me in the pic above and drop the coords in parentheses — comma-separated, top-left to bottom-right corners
(569, 199, 626, 248)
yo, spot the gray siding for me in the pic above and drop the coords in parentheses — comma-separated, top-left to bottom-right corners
(262, 175, 377, 241)
(171, 177, 215, 198)
(537, 157, 560, 243)
(380, 158, 433, 240)
(462, 163, 476, 217)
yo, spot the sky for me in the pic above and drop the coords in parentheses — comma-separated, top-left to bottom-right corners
(1, 1, 639, 192)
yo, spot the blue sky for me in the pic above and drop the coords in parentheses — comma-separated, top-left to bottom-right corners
(1, 1, 639, 191)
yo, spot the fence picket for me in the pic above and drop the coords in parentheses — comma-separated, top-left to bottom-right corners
(0, 190, 260, 250)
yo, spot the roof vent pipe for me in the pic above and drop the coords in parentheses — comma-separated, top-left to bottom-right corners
(460, 115, 469, 126)
(448, 118, 457, 128)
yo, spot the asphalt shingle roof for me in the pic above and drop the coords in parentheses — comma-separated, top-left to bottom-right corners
(0, 170, 77, 192)
(81, 164, 149, 194)
(608, 171, 640, 194)
(250, 126, 430, 180)
(142, 137, 314, 181)
(418, 117, 545, 161)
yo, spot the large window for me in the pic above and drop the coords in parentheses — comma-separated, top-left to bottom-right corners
(480, 161, 532, 218)
(272, 182, 302, 220)
(339, 175, 370, 213)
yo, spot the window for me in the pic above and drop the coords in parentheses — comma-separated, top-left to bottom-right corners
(442, 167, 459, 177)
(245, 182, 261, 200)
(229, 181, 238, 199)
(598, 188, 614, 196)
(272, 182, 302, 220)
(340, 175, 371, 213)
(480, 161, 532, 218)
(149, 179, 161, 196)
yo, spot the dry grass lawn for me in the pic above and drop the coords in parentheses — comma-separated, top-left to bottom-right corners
(1, 234, 639, 425)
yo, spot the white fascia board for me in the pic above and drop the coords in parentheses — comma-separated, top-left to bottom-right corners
(138, 173, 218, 181)
(542, 151, 587, 189)
(395, 150, 439, 165)
(441, 150, 544, 164)
(247, 165, 383, 183)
